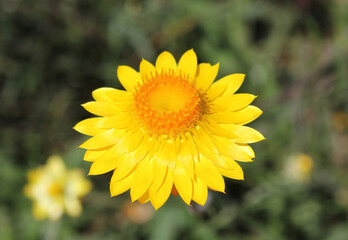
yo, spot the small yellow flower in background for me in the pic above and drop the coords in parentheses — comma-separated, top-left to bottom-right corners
(284, 154, 314, 182)
(74, 49, 264, 209)
(24, 155, 92, 221)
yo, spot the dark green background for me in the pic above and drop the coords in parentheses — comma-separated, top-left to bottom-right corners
(1, 0, 348, 239)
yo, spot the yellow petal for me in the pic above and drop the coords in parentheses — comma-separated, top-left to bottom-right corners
(111, 138, 154, 183)
(130, 158, 153, 202)
(184, 132, 199, 160)
(95, 114, 136, 129)
(83, 145, 123, 163)
(236, 143, 255, 158)
(195, 154, 225, 192)
(138, 190, 150, 204)
(202, 117, 238, 139)
(79, 129, 120, 149)
(155, 51, 177, 72)
(206, 81, 228, 101)
(177, 49, 197, 80)
(149, 171, 173, 210)
(218, 160, 244, 180)
(177, 139, 194, 179)
(193, 125, 220, 156)
(229, 142, 254, 162)
(140, 58, 156, 79)
(192, 177, 208, 206)
(92, 87, 131, 102)
(193, 126, 231, 169)
(201, 147, 232, 169)
(194, 127, 233, 168)
(84, 149, 108, 162)
(65, 200, 82, 217)
(73, 118, 105, 136)
(193, 126, 228, 168)
(209, 106, 262, 124)
(110, 157, 140, 184)
(89, 159, 116, 175)
(207, 74, 245, 100)
(117, 65, 141, 92)
(221, 124, 265, 143)
(88, 146, 121, 175)
(152, 158, 168, 191)
(46, 155, 66, 175)
(173, 160, 193, 205)
(195, 63, 219, 91)
(82, 101, 119, 117)
(110, 173, 134, 196)
(32, 203, 48, 220)
(121, 128, 145, 153)
(210, 94, 257, 112)
(213, 136, 253, 162)
(195, 63, 211, 77)
(153, 140, 177, 172)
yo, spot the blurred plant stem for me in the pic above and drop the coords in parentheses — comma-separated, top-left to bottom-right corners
(43, 220, 61, 240)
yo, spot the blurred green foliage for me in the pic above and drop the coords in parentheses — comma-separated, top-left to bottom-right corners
(1, 0, 348, 239)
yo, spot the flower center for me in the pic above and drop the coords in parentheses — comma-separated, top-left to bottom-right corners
(48, 182, 64, 197)
(134, 70, 202, 136)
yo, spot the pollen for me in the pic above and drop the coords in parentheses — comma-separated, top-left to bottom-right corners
(134, 70, 202, 136)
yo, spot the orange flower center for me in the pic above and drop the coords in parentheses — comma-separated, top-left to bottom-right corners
(135, 70, 202, 136)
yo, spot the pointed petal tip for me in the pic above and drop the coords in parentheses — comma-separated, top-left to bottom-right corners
(188, 48, 195, 53)
(195, 201, 206, 206)
(213, 62, 220, 70)
(87, 169, 96, 176)
(72, 122, 82, 131)
(210, 62, 220, 70)
(78, 143, 85, 149)
(152, 203, 161, 211)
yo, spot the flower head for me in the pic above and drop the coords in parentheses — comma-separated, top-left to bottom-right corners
(24, 155, 92, 220)
(74, 49, 264, 209)
(284, 154, 314, 182)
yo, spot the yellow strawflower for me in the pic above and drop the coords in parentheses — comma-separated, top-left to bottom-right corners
(284, 154, 314, 182)
(24, 155, 92, 221)
(74, 49, 264, 209)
